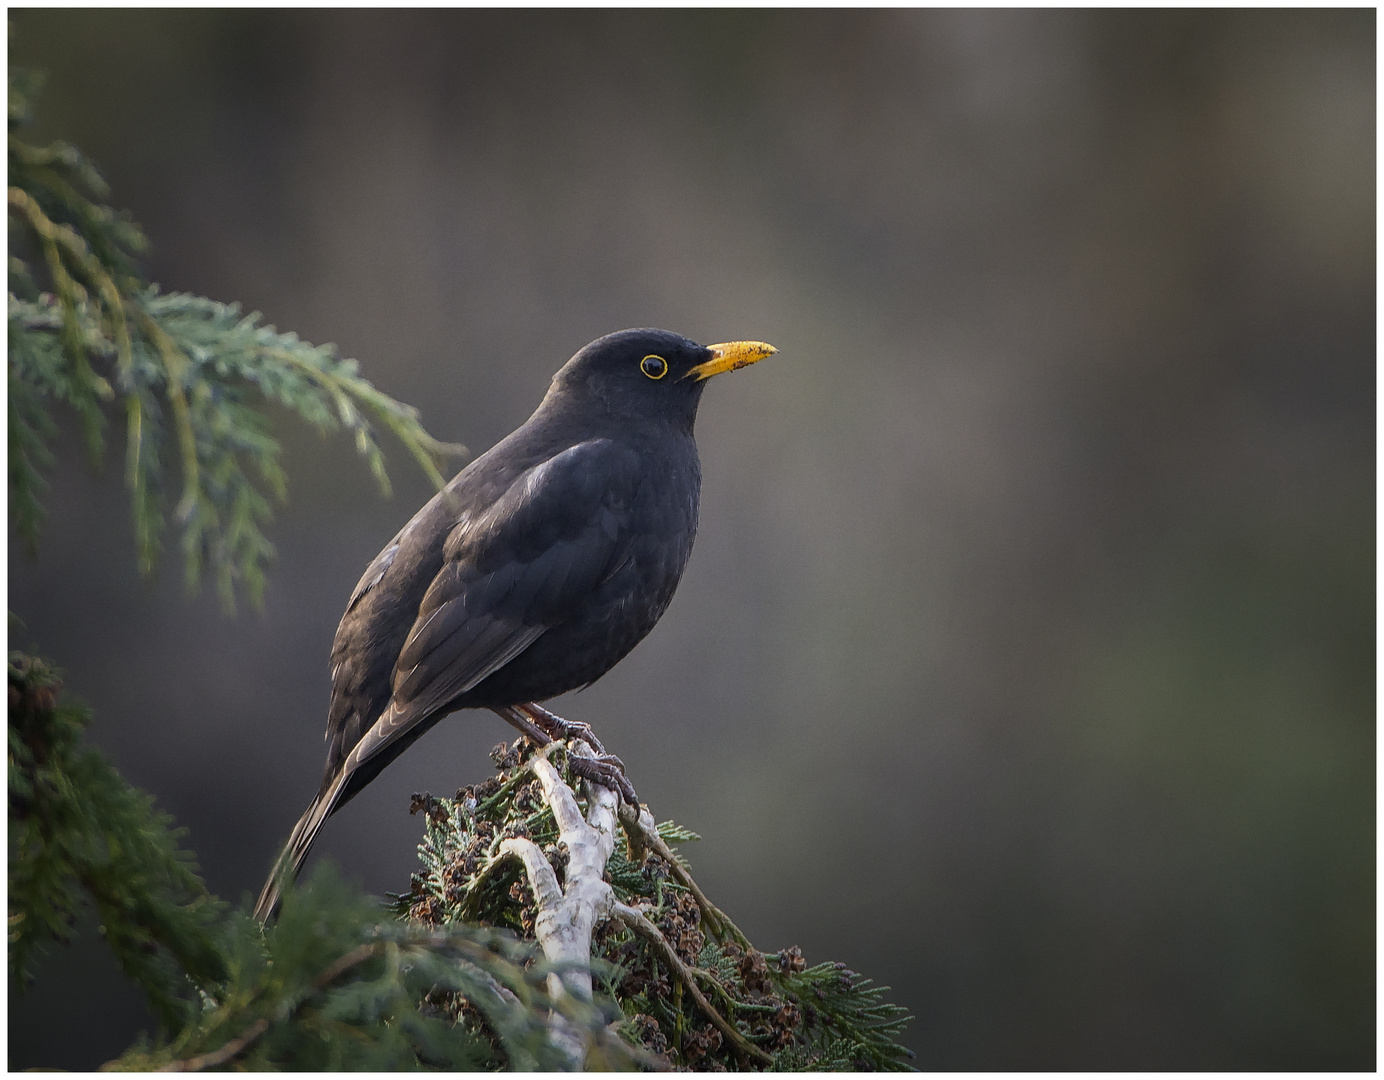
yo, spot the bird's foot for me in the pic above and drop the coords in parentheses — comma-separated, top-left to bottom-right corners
(567, 751, 638, 805)
(517, 702, 608, 755)
(495, 703, 633, 801)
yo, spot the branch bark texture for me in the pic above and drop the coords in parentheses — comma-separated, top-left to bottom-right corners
(498, 741, 619, 1067)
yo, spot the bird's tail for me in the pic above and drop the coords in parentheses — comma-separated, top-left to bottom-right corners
(253, 776, 344, 924)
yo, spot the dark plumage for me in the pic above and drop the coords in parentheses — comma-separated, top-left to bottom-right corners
(254, 328, 776, 921)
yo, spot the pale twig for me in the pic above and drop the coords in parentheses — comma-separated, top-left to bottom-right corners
(497, 741, 620, 1067)
(619, 802, 751, 949)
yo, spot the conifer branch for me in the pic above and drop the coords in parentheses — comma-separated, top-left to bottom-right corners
(152, 942, 386, 1072)
(403, 736, 917, 1069)
(8, 67, 466, 610)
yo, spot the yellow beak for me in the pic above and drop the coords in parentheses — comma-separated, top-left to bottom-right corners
(686, 340, 778, 381)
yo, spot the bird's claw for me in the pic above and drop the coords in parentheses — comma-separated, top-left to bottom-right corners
(568, 752, 638, 805)
(521, 703, 608, 755)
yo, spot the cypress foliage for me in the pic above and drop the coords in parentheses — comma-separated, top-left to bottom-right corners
(8, 64, 462, 611)
(9, 653, 618, 1070)
(109, 866, 602, 1072)
(8, 651, 227, 1030)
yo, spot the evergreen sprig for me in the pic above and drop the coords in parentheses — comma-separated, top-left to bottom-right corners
(109, 866, 603, 1072)
(8, 651, 227, 1030)
(771, 961, 916, 1071)
(9, 651, 614, 1070)
(8, 67, 464, 611)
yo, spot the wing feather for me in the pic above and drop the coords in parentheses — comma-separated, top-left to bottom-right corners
(341, 438, 641, 774)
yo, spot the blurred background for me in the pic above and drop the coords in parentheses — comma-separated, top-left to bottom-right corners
(7, 9, 1374, 1070)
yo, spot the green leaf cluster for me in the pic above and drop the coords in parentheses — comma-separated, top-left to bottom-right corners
(8, 66, 463, 610)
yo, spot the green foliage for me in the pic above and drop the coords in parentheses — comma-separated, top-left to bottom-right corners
(402, 739, 917, 1070)
(8, 67, 463, 610)
(769, 961, 917, 1071)
(9, 652, 616, 1070)
(8, 651, 227, 1030)
(110, 865, 605, 1072)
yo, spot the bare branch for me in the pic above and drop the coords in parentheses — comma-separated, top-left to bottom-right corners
(495, 741, 621, 1067)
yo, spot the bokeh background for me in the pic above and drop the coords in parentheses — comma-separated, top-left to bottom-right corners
(7, 9, 1374, 1070)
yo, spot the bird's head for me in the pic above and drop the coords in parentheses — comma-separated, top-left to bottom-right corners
(546, 328, 777, 431)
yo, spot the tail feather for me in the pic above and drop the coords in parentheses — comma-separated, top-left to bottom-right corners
(255, 702, 427, 924)
(253, 778, 343, 923)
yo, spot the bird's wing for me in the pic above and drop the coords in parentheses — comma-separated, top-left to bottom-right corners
(344, 532, 403, 614)
(340, 437, 641, 777)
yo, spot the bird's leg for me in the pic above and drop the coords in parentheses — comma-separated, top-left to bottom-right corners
(516, 702, 608, 755)
(491, 705, 638, 805)
(518, 703, 638, 803)
(492, 704, 552, 747)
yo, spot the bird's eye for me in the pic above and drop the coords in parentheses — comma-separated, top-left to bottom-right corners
(640, 355, 668, 380)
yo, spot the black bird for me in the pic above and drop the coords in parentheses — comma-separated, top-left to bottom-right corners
(254, 329, 777, 921)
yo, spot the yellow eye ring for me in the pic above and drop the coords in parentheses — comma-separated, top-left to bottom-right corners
(640, 354, 668, 380)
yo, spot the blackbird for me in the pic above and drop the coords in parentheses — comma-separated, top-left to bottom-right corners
(254, 328, 777, 921)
